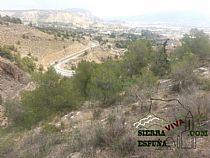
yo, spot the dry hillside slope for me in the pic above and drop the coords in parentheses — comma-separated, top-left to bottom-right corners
(0, 22, 88, 65)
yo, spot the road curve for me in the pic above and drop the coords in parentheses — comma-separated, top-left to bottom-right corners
(53, 41, 99, 77)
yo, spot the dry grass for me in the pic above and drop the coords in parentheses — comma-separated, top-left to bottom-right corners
(0, 23, 88, 66)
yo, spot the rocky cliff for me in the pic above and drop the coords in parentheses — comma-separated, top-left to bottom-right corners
(0, 57, 31, 100)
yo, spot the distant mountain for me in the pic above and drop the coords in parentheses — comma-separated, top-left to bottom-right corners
(0, 9, 102, 27)
(113, 11, 210, 27)
(1, 10, 208, 28)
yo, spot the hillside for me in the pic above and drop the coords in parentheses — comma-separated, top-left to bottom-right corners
(0, 57, 31, 100)
(0, 9, 101, 28)
(0, 10, 210, 158)
(0, 57, 31, 128)
(0, 22, 88, 65)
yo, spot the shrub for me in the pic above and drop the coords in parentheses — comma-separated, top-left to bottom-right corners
(0, 15, 22, 24)
(92, 108, 102, 120)
(80, 111, 130, 157)
(94, 36, 103, 44)
(20, 57, 36, 74)
(73, 61, 96, 98)
(170, 53, 198, 92)
(123, 39, 153, 77)
(13, 53, 37, 74)
(0, 50, 13, 61)
(5, 68, 81, 129)
(178, 29, 210, 59)
(151, 47, 171, 77)
(199, 79, 210, 91)
(87, 61, 122, 105)
(180, 92, 210, 124)
(4, 99, 26, 129)
(113, 134, 136, 156)
(4, 98, 46, 130)
(22, 34, 26, 39)
(134, 68, 158, 89)
(0, 46, 14, 61)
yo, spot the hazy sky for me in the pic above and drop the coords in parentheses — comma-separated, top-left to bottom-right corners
(0, 0, 210, 18)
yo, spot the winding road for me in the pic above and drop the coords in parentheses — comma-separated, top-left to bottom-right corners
(53, 41, 99, 77)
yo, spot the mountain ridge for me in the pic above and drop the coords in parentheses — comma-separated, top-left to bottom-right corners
(0, 9, 102, 27)
(108, 11, 210, 27)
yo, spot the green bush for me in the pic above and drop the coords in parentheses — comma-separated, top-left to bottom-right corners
(5, 68, 81, 129)
(0, 46, 14, 61)
(20, 57, 36, 74)
(115, 42, 123, 48)
(14, 53, 37, 74)
(0, 15, 22, 24)
(199, 79, 210, 91)
(94, 36, 103, 44)
(172, 52, 198, 72)
(4, 99, 26, 130)
(170, 53, 198, 92)
(176, 29, 210, 59)
(151, 47, 171, 77)
(123, 39, 153, 77)
(87, 61, 122, 105)
(133, 68, 158, 89)
(73, 61, 97, 98)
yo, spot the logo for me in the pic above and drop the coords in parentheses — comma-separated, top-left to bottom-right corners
(133, 98, 208, 150)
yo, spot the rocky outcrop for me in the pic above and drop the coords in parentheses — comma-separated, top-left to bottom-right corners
(0, 57, 30, 84)
(0, 57, 31, 100)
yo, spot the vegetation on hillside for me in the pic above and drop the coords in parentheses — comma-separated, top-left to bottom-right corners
(0, 15, 22, 24)
(2, 28, 210, 157)
(6, 28, 210, 130)
(175, 29, 210, 59)
(37, 26, 87, 42)
(0, 45, 16, 61)
(0, 45, 38, 74)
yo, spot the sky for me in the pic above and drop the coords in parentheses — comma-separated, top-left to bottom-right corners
(0, 0, 210, 18)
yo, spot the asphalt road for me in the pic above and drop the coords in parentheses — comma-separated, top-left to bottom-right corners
(53, 41, 99, 77)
